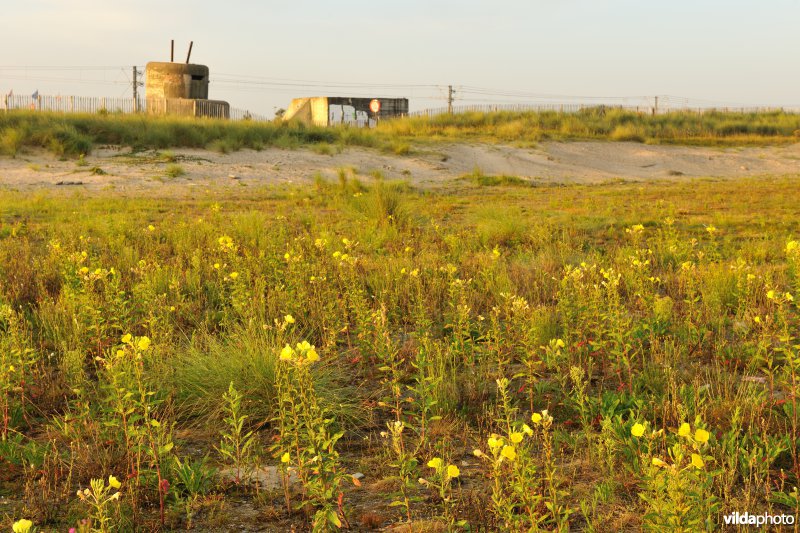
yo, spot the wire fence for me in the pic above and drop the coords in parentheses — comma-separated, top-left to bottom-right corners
(3, 93, 798, 125)
(1, 94, 271, 121)
(410, 103, 800, 117)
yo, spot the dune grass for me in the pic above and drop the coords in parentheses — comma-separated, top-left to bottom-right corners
(1, 108, 799, 160)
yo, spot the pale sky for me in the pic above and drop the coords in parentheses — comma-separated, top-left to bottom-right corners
(1, 0, 798, 116)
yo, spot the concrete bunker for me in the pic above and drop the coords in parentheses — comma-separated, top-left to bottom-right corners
(283, 97, 408, 127)
(144, 41, 229, 118)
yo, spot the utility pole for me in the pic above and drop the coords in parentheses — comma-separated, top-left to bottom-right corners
(653, 95, 658, 116)
(448, 85, 455, 114)
(132, 66, 139, 112)
(132, 67, 144, 113)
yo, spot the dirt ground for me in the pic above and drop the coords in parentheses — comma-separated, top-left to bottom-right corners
(1, 141, 799, 193)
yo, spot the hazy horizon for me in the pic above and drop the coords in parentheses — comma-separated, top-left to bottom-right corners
(1, 0, 798, 117)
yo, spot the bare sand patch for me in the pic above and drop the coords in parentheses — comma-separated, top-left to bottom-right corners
(1, 141, 798, 194)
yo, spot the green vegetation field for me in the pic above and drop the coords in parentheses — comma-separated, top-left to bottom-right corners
(1, 170, 800, 531)
(2, 108, 800, 160)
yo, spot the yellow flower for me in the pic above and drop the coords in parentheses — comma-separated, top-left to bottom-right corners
(500, 445, 517, 461)
(427, 457, 443, 470)
(787, 293, 794, 302)
(694, 428, 710, 443)
(279, 344, 294, 361)
(213, 263, 220, 269)
(136, 336, 151, 351)
(12, 519, 33, 533)
(631, 423, 645, 437)
(281, 452, 290, 464)
(121, 333, 132, 344)
(284, 314, 295, 324)
(705, 225, 717, 234)
(509, 432, 524, 444)
(531, 412, 542, 425)
(147, 225, 155, 231)
(305, 348, 320, 363)
(691, 454, 705, 469)
(218, 235, 234, 249)
(787, 240, 799, 253)
(522, 424, 533, 436)
(108, 475, 121, 489)
(446, 464, 460, 479)
(487, 435, 503, 450)
(767, 290, 776, 300)
(8, 365, 14, 372)
(79, 267, 89, 275)
(284, 252, 291, 260)
(678, 423, 691, 437)
(651, 457, 667, 468)
(229, 272, 239, 280)
(555, 339, 565, 349)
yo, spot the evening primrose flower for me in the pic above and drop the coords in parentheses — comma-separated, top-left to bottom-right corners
(121, 333, 132, 344)
(786, 240, 799, 253)
(694, 428, 710, 443)
(555, 339, 565, 349)
(691, 454, 705, 469)
(531, 412, 542, 425)
(767, 290, 776, 300)
(427, 457, 443, 470)
(678, 423, 691, 437)
(284, 314, 295, 324)
(522, 424, 533, 436)
(229, 272, 239, 280)
(651, 457, 667, 468)
(279, 344, 294, 361)
(487, 435, 503, 450)
(136, 336, 151, 351)
(12, 519, 33, 533)
(281, 452, 290, 464)
(446, 464, 460, 479)
(500, 445, 517, 461)
(509, 432, 524, 444)
(147, 225, 155, 232)
(108, 475, 121, 489)
(305, 348, 320, 363)
(631, 423, 646, 437)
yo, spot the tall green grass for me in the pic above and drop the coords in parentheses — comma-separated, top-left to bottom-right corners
(0, 108, 799, 159)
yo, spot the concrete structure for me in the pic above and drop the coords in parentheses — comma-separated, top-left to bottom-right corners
(145, 62, 210, 99)
(144, 55, 229, 118)
(283, 97, 409, 127)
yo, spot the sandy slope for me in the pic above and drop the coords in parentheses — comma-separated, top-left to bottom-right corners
(1, 141, 798, 193)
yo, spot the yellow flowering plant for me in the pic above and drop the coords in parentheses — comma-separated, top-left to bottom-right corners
(76, 475, 123, 533)
(637, 418, 720, 531)
(272, 340, 347, 531)
(420, 455, 464, 529)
